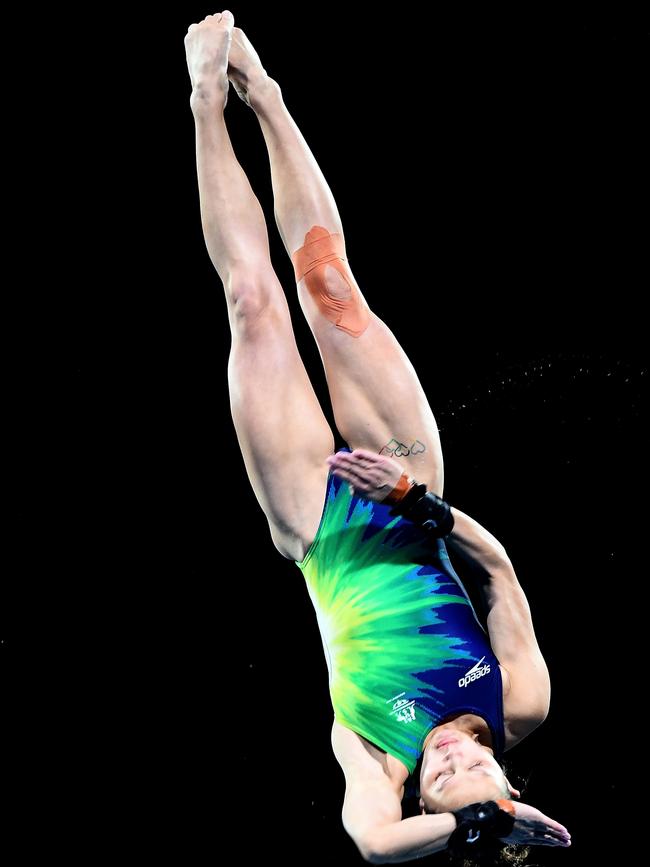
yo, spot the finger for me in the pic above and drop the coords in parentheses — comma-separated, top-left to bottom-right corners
(335, 452, 377, 472)
(329, 466, 355, 482)
(531, 812, 569, 835)
(343, 451, 402, 484)
(335, 452, 386, 478)
(518, 821, 567, 845)
(529, 821, 565, 838)
(331, 456, 383, 488)
(517, 830, 564, 848)
(333, 462, 384, 490)
(536, 839, 567, 847)
(350, 448, 384, 464)
(541, 831, 570, 844)
(542, 819, 569, 834)
(335, 470, 384, 496)
(330, 466, 372, 492)
(540, 835, 571, 847)
(531, 825, 571, 845)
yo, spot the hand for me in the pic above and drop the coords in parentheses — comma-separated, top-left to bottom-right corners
(499, 802, 571, 848)
(326, 449, 407, 503)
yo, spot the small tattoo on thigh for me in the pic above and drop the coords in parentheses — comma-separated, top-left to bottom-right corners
(379, 438, 426, 458)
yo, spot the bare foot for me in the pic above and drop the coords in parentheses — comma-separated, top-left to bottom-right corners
(185, 11, 234, 113)
(227, 27, 280, 109)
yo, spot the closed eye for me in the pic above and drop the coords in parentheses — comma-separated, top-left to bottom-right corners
(436, 762, 484, 785)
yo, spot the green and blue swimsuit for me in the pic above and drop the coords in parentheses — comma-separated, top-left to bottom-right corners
(295, 448, 506, 774)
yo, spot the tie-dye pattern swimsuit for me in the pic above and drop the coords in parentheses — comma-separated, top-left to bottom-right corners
(295, 448, 506, 773)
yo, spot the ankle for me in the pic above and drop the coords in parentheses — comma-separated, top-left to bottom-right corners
(190, 79, 228, 117)
(248, 74, 283, 113)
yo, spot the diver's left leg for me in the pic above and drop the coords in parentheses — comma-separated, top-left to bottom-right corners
(227, 29, 443, 495)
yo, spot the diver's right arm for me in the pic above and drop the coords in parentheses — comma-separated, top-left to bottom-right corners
(343, 774, 571, 863)
(342, 769, 456, 863)
(333, 722, 456, 862)
(343, 775, 571, 864)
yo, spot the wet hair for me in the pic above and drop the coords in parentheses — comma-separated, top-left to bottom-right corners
(445, 844, 530, 867)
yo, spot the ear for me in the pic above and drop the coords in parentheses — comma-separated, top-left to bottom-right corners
(419, 796, 426, 814)
(504, 776, 521, 800)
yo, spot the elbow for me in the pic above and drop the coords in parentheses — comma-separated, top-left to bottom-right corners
(357, 846, 382, 864)
(356, 834, 387, 865)
(362, 850, 387, 865)
(488, 550, 516, 581)
(528, 696, 550, 730)
(492, 544, 513, 571)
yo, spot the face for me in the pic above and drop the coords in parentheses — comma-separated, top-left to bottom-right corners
(419, 729, 511, 813)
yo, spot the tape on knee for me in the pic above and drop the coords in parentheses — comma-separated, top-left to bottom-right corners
(291, 225, 370, 337)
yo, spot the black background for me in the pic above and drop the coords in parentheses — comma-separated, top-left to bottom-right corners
(8, 5, 647, 864)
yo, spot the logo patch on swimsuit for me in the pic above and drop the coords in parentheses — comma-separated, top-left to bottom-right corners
(458, 656, 491, 689)
(386, 691, 417, 723)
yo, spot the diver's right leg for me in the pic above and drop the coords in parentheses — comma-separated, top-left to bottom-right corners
(186, 12, 334, 560)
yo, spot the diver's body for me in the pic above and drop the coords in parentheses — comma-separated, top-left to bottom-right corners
(185, 11, 571, 861)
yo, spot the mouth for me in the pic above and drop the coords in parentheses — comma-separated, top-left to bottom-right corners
(434, 736, 458, 749)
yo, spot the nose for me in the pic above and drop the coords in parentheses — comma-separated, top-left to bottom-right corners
(445, 744, 462, 758)
(443, 746, 463, 761)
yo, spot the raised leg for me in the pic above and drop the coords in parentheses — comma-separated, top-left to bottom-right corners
(185, 12, 334, 560)
(227, 29, 444, 496)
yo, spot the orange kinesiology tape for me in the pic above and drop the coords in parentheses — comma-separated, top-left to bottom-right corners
(291, 225, 370, 337)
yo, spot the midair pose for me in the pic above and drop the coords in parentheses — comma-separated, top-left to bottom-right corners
(185, 12, 571, 862)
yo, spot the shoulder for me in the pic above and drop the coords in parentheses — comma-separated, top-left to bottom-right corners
(331, 722, 406, 857)
(331, 721, 409, 790)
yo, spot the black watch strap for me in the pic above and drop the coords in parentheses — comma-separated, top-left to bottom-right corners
(448, 800, 515, 856)
(389, 484, 455, 537)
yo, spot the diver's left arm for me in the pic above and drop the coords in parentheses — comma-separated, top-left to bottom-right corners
(447, 508, 551, 732)
(326, 450, 550, 730)
(446, 506, 511, 573)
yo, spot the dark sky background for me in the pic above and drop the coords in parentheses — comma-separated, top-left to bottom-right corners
(9, 5, 647, 864)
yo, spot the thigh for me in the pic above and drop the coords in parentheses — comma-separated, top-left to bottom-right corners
(228, 300, 335, 561)
(297, 280, 444, 496)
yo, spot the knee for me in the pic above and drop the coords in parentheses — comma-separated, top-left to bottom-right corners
(300, 262, 370, 338)
(319, 263, 353, 300)
(226, 272, 280, 323)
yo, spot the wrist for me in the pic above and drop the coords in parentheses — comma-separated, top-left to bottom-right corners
(448, 799, 515, 856)
(381, 469, 417, 506)
(386, 476, 454, 538)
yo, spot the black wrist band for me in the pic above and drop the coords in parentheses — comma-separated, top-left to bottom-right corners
(447, 800, 515, 857)
(388, 484, 455, 538)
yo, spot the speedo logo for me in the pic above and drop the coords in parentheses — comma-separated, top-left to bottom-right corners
(458, 656, 491, 688)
